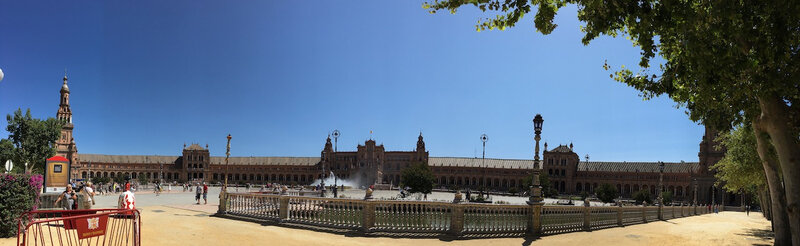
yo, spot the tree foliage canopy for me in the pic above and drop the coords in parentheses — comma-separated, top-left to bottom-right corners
(423, 2, 800, 244)
(595, 183, 618, 203)
(5, 109, 63, 173)
(712, 124, 767, 193)
(401, 161, 435, 194)
(523, 172, 556, 197)
(633, 189, 652, 205)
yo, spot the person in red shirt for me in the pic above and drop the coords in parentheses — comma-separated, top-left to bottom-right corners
(202, 183, 209, 204)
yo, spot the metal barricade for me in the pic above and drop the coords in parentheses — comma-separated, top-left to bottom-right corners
(17, 208, 141, 246)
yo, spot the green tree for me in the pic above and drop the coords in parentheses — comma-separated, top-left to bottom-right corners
(523, 172, 555, 197)
(595, 183, 618, 204)
(661, 191, 673, 205)
(633, 190, 652, 205)
(0, 139, 15, 173)
(713, 124, 784, 226)
(423, 2, 800, 244)
(400, 161, 435, 194)
(137, 174, 148, 186)
(5, 109, 63, 173)
(112, 175, 125, 185)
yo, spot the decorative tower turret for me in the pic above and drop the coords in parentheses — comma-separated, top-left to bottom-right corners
(55, 73, 78, 179)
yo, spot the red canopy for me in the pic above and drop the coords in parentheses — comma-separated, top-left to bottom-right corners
(46, 156, 69, 162)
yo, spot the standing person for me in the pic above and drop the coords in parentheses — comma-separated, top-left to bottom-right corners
(203, 182, 209, 204)
(746, 205, 750, 216)
(195, 183, 202, 204)
(85, 182, 96, 208)
(54, 185, 77, 210)
(118, 183, 136, 210)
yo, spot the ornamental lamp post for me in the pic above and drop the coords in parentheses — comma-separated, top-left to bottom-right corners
(218, 134, 232, 215)
(224, 134, 231, 193)
(480, 133, 488, 197)
(332, 130, 340, 190)
(658, 161, 665, 219)
(693, 178, 698, 205)
(529, 114, 544, 204)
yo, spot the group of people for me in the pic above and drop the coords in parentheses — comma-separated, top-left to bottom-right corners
(53, 181, 97, 210)
(53, 181, 137, 211)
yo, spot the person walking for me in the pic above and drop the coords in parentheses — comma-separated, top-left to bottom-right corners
(195, 183, 202, 204)
(202, 182, 208, 205)
(54, 185, 77, 210)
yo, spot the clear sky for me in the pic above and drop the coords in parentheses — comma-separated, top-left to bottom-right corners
(0, 1, 704, 161)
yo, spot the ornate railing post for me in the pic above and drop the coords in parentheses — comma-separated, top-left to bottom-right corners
(641, 202, 648, 223)
(450, 203, 465, 236)
(673, 205, 677, 218)
(279, 195, 289, 221)
(361, 201, 375, 232)
(658, 203, 663, 220)
(217, 192, 228, 215)
(616, 203, 623, 226)
(528, 201, 543, 236)
(583, 199, 591, 231)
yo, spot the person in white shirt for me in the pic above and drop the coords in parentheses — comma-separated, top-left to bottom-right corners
(118, 183, 136, 210)
(84, 182, 96, 207)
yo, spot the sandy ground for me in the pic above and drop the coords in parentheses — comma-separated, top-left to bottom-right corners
(3, 206, 773, 246)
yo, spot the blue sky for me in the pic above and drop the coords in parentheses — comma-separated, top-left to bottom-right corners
(0, 1, 704, 161)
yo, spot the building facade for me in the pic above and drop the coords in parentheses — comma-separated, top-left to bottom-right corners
(56, 75, 734, 205)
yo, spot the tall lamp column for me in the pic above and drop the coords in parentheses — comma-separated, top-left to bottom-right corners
(480, 134, 488, 198)
(224, 134, 231, 193)
(529, 114, 543, 204)
(658, 161, 665, 219)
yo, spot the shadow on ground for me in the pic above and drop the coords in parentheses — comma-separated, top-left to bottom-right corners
(736, 228, 773, 245)
(214, 213, 539, 244)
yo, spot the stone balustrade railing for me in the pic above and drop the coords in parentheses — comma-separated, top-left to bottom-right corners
(220, 192, 710, 237)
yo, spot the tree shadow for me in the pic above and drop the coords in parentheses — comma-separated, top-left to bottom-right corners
(735, 228, 773, 243)
(215, 213, 539, 242)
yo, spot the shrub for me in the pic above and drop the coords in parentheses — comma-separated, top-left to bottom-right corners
(633, 189, 653, 205)
(595, 183, 618, 203)
(0, 174, 43, 238)
(401, 162, 435, 194)
(661, 191, 673, 205)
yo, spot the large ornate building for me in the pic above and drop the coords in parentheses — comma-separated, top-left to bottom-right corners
(55, 76, 735, 205)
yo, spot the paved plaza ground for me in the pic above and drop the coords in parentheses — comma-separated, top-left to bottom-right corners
(2, 189, 774, 245)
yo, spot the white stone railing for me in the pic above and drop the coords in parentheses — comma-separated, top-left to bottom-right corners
(463, 204, 529, 233)
(220, 192, 710, 237)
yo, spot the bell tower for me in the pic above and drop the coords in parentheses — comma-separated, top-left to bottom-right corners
(55, 72, 78, 175)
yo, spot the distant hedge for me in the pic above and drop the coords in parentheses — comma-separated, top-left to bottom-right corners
(0, 174, 43, 238)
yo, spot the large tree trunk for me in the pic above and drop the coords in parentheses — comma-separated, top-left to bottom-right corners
(753, 120, 792, 246)
(758, 186, 770, 220)
(758, 95, 800, 246)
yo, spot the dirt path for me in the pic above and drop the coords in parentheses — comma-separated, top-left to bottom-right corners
(2, 208, 772, 246)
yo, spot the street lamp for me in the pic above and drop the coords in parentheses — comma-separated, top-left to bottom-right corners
(332, 130, 340, 189)
(224, 134, 231, 192)
(529, 114, 544, 204)
(480, 133, 488, 197)
(658, 161, 665, 219)
(693, 178, 698, 205)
